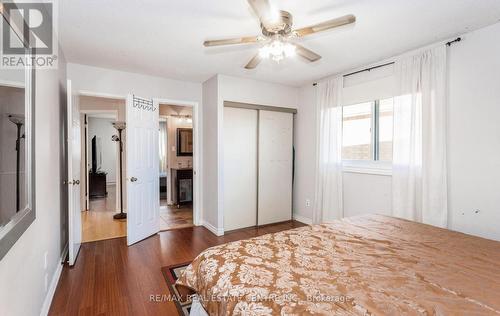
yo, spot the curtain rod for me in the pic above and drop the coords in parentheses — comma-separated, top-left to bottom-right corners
(312, 61, 394, 86)
(446, 37, 462, 46)
(312, 37, 462, 86)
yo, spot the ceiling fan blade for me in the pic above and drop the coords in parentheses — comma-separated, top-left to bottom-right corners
(293, 14, 356, 37)
(244, 53, 262, 69)
(294, 44, 322, 62)
(203, 36, 259, 47)
(247, 0, 274, 29)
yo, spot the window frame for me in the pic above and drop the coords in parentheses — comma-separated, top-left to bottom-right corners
(342, 99, 393, 175)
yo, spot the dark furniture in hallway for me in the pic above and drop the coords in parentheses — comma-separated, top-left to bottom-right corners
(89, 171, 107, 199)
(173, 168, 193, 208)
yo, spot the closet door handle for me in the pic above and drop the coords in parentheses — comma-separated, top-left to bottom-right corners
(130, 177, 138, 182)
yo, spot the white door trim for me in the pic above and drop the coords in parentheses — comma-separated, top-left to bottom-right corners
(77, 90, 126, 100)
(67, 79, 82, 266)
(154, 98, 201, 226)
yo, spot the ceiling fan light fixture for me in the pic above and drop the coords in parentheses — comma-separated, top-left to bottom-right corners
(259, 40, 296, 62)
(204, 0, 356, 68)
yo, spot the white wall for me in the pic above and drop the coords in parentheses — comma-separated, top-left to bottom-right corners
(201, 76, 220, 233)
(294, 21, 500, 241)
(293, 85, 316, 222)
(218, 75, 298, 108)
(447, 22, 500, 240)
(342, 173, 392, 217)
(67, 63, 202, 103)
(88, 117, 117, 183)
(0, 48, 68, 315)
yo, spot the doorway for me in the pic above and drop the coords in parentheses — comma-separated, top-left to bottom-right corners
(158, 104, 195, 230)
(67, 92, 201, 254)
(80, 96, 126, 242)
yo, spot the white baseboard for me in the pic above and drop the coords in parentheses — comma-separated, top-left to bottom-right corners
(40, 244, 68, 316)
(293, 214, 313, 225)
(202, 220, 224, 236)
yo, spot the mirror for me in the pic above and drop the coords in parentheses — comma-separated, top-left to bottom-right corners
(176, 128, 193, 156)
(0, 6, 35, 260)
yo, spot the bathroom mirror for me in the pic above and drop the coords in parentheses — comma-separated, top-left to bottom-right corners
(176, 128, 193, 156)
(0, 6, 36, 260)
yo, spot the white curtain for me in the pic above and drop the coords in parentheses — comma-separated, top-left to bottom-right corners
(313, 76, 344, 224)
(159, 121, 168, 174)
(392, 46, 448, 228)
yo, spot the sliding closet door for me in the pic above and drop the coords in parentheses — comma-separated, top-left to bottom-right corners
(258, 110, 293, 225)
(223, 107, 258, 231)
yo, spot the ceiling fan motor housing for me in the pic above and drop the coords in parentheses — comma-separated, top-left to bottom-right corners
(261, 10, 293, 36)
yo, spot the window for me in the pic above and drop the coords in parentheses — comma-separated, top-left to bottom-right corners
(342, 98, 393, 162)
(342, 102, 373, 160)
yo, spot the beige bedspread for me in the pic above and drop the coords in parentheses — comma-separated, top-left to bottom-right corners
(176, 215, 500, 315)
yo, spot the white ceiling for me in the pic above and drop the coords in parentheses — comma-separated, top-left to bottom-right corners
(59, 0, 500, 87)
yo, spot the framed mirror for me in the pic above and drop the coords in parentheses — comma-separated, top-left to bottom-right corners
(0, 5, 36, 260)
(176, 128, 193, 156)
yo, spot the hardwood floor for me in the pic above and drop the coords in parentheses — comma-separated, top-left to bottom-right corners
(82, 185, 126, 243)
(49, 221, 306, 316)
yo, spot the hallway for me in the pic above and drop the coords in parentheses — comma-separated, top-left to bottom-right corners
(82, 184, 126, 242)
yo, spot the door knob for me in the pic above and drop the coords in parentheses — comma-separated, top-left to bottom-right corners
(130, 177, 138, 182)
(74, 180, 80, 185)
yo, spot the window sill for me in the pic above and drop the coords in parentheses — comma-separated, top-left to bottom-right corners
(342, 160, 392, 176)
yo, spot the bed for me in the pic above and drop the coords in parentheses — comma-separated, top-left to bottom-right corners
(175, 215, 500, 315)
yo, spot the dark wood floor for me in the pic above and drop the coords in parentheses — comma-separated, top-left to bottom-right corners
(49, 221, 306, 316)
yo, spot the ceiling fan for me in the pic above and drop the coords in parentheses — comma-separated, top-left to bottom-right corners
(203, 0, 356, 69)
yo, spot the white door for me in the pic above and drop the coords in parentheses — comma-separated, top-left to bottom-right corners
(67, 79, 82, 266)
(223, 107, 258, 231)
(258, 110, 293, 225)
(126, 95, 159, 245)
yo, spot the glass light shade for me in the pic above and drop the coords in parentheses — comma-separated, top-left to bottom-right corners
(259, 40, 296, 62)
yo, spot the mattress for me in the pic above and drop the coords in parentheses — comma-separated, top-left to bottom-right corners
(176, 215, 500, 315)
